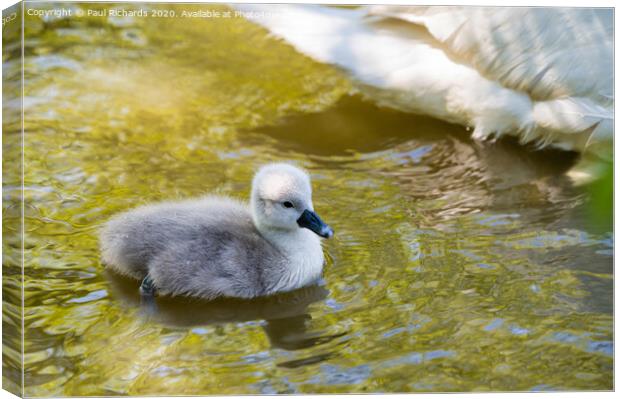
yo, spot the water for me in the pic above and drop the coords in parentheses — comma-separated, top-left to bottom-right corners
(2, 3, 613, 395)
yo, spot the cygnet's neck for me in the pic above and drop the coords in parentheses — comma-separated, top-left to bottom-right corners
(257, 225, 325, 292)
(259, 225, 317, 251)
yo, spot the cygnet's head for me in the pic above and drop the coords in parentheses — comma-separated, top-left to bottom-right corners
(250, 163, 333, 238)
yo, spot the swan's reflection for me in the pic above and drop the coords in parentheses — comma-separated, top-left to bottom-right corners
(105, 270, 342, 352)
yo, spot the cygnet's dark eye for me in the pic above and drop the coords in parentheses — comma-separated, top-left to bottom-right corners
(283, 201, 294, 208)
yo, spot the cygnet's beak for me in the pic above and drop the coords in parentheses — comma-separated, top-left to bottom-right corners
(297, 209, 334, 238)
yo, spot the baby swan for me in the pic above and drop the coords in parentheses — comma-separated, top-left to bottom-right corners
(99, 163, 333, 299)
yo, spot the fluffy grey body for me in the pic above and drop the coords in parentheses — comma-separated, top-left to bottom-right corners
(99, 163, 333, 299)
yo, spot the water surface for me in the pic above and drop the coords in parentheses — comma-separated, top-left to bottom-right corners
(2, 2, 613, 395)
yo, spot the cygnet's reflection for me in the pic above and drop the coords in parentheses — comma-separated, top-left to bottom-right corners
(105, 270, 343, 352)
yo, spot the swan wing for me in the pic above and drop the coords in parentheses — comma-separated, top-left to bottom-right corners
(368, 6, 613, 102)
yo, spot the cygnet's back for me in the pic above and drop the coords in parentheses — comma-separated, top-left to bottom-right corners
(101, 197, 276, 298)
(99, 163, 334, 299)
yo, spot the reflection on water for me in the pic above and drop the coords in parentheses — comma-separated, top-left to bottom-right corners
(106, 271, 342, 353)
(2, 2, 613, 395)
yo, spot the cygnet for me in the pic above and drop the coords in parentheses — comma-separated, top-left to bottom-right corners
(99, 163, 334, 299)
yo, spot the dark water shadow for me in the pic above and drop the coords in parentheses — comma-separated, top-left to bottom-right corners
(105, 270, 343, 351)
(247, 95, 579, 176)
(246, 94, 468, 156)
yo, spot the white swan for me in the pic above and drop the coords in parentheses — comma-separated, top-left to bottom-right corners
(235, 5, 612, 159)
(100, 163, 333, 299)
